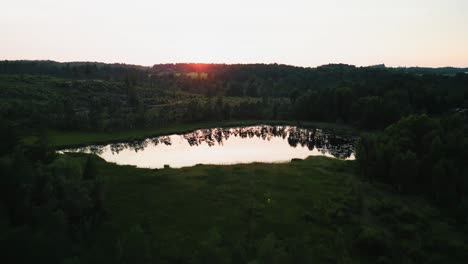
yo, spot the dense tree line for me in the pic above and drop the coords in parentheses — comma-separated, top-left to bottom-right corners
(0, 60, 148, 81)
(1, 61, 467, 133)
(0, 120, 105, 263)
(357, 114, 468, 219)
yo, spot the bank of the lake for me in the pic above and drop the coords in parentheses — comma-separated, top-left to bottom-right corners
(61, 124, 356, 168)
(67, 154, 467, 263)
(42, 120, 358, 148)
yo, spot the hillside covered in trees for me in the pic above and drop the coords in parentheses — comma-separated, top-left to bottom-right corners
(1, 60, 467, 133)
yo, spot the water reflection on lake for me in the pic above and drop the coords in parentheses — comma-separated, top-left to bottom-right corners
(61, 126, 356, 169)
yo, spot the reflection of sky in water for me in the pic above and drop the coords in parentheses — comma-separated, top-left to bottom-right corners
(61, 126, 355, 169)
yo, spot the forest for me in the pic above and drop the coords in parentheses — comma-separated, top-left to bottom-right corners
(0, 60, 467, 263)
(1, 60, 467, 132)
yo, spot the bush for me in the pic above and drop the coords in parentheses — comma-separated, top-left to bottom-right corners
(354, 226, 389, 257)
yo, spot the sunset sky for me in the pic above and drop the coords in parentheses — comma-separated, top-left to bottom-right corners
(2, 0, 467, 67)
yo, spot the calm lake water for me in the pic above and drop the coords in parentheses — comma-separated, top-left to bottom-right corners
(61, 125, 356, 169)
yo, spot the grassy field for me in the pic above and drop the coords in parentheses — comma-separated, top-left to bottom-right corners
(41, 120, 359, 148)
(66, 154, 467, 263)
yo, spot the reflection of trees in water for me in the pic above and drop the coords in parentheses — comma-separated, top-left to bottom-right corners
(62, 145, 106, 155)
(89, 145, 105, 155)
(109, 139, 149, 154)
(149, 136, 171, 146)
(183, 126, 289, 147)
(62, 126, 355, 159)
(183, 128, 231, 147)
(63, 139, 152, 155)
(182, 126, 355, 159)
(286, 127, 355, 159)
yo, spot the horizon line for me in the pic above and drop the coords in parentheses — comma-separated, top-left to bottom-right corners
(2, 59, 468, 69)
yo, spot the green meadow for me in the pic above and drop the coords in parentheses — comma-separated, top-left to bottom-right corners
(66, 154, 467, 263)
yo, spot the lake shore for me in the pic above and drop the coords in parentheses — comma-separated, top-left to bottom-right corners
(33, 120, 359, 149)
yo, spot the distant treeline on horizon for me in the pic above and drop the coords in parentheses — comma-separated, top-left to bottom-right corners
(1, 60, 467, 77)
(1, 59, 467, 133)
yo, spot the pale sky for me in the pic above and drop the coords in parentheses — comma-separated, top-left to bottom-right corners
(1, 0, 468, 67)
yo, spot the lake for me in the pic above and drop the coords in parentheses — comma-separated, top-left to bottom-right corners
(60, 125, 356, 168)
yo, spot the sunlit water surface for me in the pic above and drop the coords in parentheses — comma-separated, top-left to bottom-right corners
(60, 126, 356, 169)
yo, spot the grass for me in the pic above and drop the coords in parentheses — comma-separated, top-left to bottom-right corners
(80, 155, 359, 262)
(67, 154, 468, 263)
(45, 120, 359, 148)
